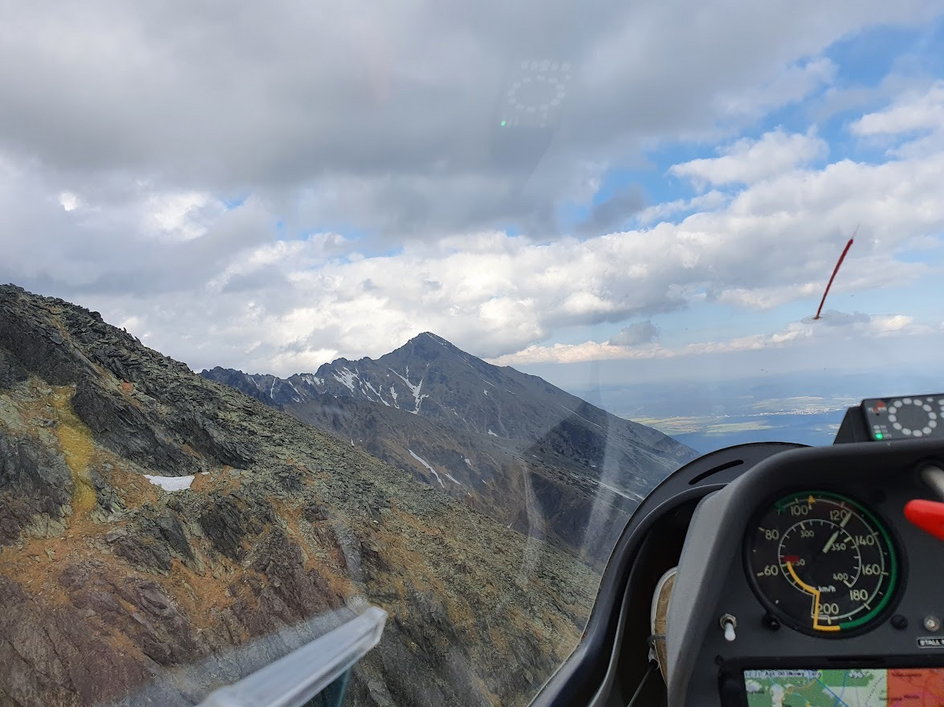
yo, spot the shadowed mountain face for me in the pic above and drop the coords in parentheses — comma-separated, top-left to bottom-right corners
(202, 333, 696, 565)
(0, 285, 599, 706)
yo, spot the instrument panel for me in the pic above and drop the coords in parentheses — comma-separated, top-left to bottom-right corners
(664, 437, 944, 706)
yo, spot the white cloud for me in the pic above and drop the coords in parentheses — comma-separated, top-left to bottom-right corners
(144, 191, 220, 242)
(851, 81, 944, 136)
(58, 191, 80, 212)
(492, 341, 658, 365)
(850, 81, 944, 158)
(609, 321, 659, 346)
(713, 57, 838, 120)
(636, 191, 729, 225)
(4, 104, 944, 376)
(0, 2, 939, 239)
(1, 3, 943, 379)
(490, 312, 932, 365)
(716, 283, 823, 310)
(670, 128, 828, 188)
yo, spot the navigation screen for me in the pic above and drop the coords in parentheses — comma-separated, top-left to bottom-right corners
(744, 668, 944, 705)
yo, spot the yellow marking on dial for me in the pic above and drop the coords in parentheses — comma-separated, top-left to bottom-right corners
(785, 560, 841, 632)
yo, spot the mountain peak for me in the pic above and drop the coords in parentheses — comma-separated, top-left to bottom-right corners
(404, 331, 458, 352)
(202, 321, 696, 567)
(372, 332, 471, 369)
(202, 329, 693, 464)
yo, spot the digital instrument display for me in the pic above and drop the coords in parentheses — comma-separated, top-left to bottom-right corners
(743, 668, 944, 705)
(746, 491, 898, 635)
(861, 395, 944, 441)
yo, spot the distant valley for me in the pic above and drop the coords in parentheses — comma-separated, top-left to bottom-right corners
(565, 373, 923, 454)
(659, 410, 844, 452)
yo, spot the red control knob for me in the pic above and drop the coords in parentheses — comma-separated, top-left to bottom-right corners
(904, 499, 944, 541)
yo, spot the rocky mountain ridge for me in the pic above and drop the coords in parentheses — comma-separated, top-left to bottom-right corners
(205, 332, 686, 456)
(202, 333, 696, 565)
(0, 284, 597, 706)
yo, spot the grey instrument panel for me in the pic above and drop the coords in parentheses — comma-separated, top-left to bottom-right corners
(665, 439, 944, 705)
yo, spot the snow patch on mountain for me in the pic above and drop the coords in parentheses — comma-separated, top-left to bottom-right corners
(334, 367, 358, 392)
(595, 479, 645, 502)
(144, 474, 195, 492)
(390, 368, 428, 413)
(441, 468, 461, 485)
(409, 449, 444, 487)
(408, 449, 461, 487)
(300, 374, 322, 387)
(363, 379, 389, 405)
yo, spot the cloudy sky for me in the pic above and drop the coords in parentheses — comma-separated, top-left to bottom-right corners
(2, 1, 944, 421)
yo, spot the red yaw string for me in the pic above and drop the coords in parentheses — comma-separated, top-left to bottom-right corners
(813, 236, 855, 320)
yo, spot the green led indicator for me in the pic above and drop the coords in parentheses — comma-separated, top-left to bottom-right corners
(875, 433, 884, 440)
(500, 120, 507, 127)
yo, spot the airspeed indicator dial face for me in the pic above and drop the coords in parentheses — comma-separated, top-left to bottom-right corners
(746, 491, 898, 636)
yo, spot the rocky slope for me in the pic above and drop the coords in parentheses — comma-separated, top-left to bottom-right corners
(0, 285, 598, 706)
(202, 333, 696, 565)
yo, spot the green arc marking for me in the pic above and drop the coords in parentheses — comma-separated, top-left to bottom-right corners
(778, 490, 899, 632)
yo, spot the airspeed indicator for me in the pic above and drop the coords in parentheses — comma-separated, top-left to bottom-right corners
(745, 491, 898, 636)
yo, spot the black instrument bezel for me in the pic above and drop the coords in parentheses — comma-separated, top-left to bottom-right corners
(742, 488, 906, 639)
